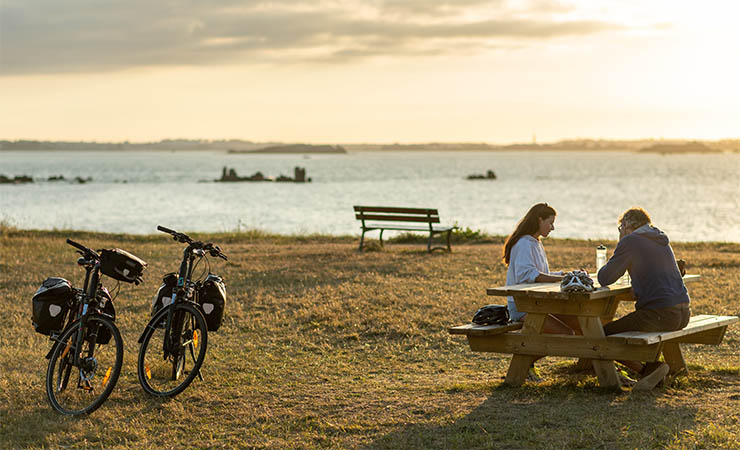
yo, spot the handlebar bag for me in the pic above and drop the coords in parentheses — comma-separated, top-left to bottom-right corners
(32, 277, 73, 335)
(151, 272, 178, 319)
(100, 248, 147, 283)
(198, 274, 226, 331)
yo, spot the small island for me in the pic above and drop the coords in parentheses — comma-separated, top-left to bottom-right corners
(466, 170, 497, 180)
(228, 144, 346, 154)
(216, 166, 311, 183)
(0, 174, 33, 184)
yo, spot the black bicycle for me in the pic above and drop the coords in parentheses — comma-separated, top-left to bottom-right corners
(137, 225, 227, 397)
(35, 239, 146, 415)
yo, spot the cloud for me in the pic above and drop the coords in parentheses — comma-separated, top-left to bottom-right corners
(0, 0, 626, 75)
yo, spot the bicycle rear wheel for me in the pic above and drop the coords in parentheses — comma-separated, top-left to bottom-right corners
(46, 315, 123, 415)
(137, 303, 208, 397)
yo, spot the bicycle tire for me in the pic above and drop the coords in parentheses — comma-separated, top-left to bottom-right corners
(46, 315, 123, 415)
(137, 303, 208, 397)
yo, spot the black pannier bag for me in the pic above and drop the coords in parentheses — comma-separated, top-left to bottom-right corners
(151, 272, 178, 317)
(198, 274, 226, 331)
(95, 288, 116, 344)
(32, 277, 74, 335)
(99, 248, 147, 283)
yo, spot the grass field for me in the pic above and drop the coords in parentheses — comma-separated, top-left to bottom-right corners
(1, 227, 739, 449)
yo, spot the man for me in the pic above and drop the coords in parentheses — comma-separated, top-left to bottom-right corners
(598, 207, 690, 390)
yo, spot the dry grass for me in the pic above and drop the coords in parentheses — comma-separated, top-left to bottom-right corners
(1, 229, 739, 449)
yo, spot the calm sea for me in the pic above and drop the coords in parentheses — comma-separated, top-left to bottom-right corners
(1, 150, 738, 243)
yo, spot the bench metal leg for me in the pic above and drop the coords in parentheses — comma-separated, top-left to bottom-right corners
(379, 229, 384, 247)
(662, 342, 687, 375)
(359, 229, 366, 251)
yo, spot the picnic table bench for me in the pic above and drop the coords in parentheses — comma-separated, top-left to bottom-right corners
(353, 206, 455, 252)
(449, 275, 739, 387)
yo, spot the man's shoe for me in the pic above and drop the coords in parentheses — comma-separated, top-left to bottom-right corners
(633, 363, 670, 391)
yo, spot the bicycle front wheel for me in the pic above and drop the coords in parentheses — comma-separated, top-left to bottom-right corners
(46, 315, 123, 415)
(137, 303, 208, 397)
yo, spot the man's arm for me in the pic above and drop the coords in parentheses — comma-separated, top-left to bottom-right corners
(598, 237, 632, 286)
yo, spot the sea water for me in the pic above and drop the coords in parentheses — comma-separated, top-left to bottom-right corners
(1, 150, 738, 242)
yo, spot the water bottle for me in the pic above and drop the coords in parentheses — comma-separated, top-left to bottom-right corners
(596, 244, 607, 272)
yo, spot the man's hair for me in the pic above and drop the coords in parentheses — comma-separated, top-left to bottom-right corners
(619, 207, 651, 229)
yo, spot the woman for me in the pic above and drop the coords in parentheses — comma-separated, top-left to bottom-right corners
(502, 203, 578, 335)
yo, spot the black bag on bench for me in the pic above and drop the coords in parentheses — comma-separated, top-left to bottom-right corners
(472, 304, 509, 326)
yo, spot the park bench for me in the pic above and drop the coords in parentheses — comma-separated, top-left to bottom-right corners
(353, 206, 455, 252)
(449, 314, 738, 377)
(448, 276, 739, 387)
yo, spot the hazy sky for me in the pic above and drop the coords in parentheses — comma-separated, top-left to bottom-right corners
(1, 0, 738, 143)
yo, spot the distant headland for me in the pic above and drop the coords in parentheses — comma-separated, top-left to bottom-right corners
(228, 144, 346, 154)
(1, 138, 738, 153)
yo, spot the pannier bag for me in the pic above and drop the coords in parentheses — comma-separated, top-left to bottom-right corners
(99, 248, 147, 283)
(32, 277, 74, 335)
(472, 304, 509, 326)
(95, 287, 116, 344)
(151, 273, 178, 317)
(198, 274, 226, 331)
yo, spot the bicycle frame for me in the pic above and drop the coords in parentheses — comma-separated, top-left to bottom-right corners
(46, 253, 107, 369)
(161, 245, 204, 357)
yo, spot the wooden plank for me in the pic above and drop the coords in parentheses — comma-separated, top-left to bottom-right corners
(467, 334, 662, 361)
(662, 342, 687, 375)
(356, 214, 441, 223)
(448, 322, 523, 336)
(514, 296, 613, 317)
(670, 327, 727, 345)
(578, 316, 620, 387)
(608, 315, 738, 345)
(504, 313, 546, 386)
(363, 225, 452, 232)
(354, 206, 438, 215)
(486, 275, 700, 300)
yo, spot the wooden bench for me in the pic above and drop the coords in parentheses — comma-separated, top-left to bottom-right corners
(353, 206, 455, 252)
(449, 314, 739, 377)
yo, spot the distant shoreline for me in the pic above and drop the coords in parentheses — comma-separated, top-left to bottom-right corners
(2, 138, 739, 153)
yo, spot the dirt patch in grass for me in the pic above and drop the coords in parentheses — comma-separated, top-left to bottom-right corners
(1, 230, 738, 448)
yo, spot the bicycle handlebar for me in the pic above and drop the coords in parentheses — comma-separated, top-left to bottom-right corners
(157, 226, 228, 260)
(66, 239, 100, 259)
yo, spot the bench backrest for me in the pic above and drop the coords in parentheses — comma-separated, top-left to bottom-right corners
(353, 206, 441, 224)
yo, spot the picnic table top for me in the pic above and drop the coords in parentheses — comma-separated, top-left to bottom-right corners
(487, 274, 700, 300)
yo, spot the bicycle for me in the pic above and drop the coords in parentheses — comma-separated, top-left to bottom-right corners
(137, 225, 228, 397)
(36, 239, 146, 415)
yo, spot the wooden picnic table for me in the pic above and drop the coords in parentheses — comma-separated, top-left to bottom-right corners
(477, 275, 703, 388)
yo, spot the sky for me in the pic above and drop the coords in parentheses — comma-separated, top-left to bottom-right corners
(1, 0, 739, 144)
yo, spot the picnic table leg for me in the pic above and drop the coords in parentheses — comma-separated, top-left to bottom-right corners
(578, 316, 620, 388)
(576, 297, 621, 371)
(661, 342, 687, 376)
(504, 312, 546, 386)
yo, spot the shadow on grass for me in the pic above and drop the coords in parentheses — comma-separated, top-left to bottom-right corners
(365, 383, 699, 449)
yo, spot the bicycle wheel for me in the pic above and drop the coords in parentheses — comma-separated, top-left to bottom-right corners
(137, 303, 208, 397)
(46, 315, 123, 415)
